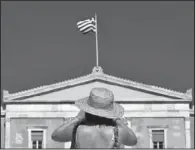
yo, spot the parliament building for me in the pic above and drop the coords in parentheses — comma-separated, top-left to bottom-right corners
(1, 66, 194, 149)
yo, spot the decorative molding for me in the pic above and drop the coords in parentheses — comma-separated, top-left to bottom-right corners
(102, 73, 191, 100)
(144, 104, 152, 112)
(3, 68, 192, 101)
(167, 104, 175, 110)
(92, 66, 103, 73)
(3, 98, 191, 104)
(26, 126, 48, 129)
(5, 104, 190, 113)
(6, 110, 189, 118)
(147, 125, 169, 129)
(3, 73, 93, 101)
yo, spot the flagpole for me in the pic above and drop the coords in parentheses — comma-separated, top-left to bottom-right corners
(95, 13, 99, 67)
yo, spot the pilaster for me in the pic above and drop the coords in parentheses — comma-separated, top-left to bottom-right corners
(5, 117, 11, 148)
(185, 117, 191, 148)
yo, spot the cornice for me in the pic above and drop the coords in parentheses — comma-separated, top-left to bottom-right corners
(3, 66, 192, 101)
(3, 73, 94, 101)
(101, 73, 191, 100)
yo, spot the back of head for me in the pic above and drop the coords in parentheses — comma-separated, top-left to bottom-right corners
(71, 113, 116, 148)
(84, 113, 116, 126)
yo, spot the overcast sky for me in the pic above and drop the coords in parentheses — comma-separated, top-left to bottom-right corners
(1, 1, 194, 101)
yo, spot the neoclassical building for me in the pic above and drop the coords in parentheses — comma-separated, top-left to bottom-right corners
(1, 67, 194, 149)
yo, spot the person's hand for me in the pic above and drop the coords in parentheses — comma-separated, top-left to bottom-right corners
(115, 117, 128, 126)
(76, 110, 86, 121)
(121, 118, 128, 125)
(114, 118, 122, 124)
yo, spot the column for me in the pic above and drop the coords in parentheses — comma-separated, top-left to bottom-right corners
(185, 117, 191, 148)
(5, 117, 11, 148)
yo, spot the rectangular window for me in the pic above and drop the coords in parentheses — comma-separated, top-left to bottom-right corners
(31, 131, 43, 149)
(152, 130, 164, 149)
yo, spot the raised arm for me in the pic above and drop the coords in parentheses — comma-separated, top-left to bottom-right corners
(116, 119, 137, 146)
(51, 111, 85, 142)
(51, 117, 80, 142)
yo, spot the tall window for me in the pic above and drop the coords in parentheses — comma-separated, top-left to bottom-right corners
(28, 128, 46, 149)
(31, 131, 43, 149)
(152, 130, 164, 149)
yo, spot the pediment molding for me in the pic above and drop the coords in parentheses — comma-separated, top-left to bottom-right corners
(3, 67, 192, 101)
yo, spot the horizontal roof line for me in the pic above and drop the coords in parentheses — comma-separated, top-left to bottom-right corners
(3, 100, 191, 104)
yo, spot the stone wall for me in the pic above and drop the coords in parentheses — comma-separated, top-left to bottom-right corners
(5, 116, 189, 148)
(190, 116, 194, 148)
(126, 117, 185, 148)
(1, 117, 5, 148)
(10, 118, 65, 148)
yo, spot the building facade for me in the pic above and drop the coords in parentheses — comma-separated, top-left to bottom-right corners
(1, 106, 5, 149)
(1, 67, 194, 149)
(190, 106, 194, 148)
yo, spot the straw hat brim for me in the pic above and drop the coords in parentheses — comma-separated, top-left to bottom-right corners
(75, 97, 124, 119)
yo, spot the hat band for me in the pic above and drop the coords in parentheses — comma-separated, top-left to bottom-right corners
(87, 98, 114, 110)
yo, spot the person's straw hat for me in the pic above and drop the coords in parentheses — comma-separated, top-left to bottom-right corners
(75, 87, 124, 119)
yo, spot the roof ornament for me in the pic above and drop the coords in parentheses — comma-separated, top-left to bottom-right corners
(3, 90, 9, 98)
(92, 66, 103, 74)
(186, 88, 192, 96)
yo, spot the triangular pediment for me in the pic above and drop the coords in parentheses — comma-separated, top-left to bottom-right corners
(3, 67, 192, 103)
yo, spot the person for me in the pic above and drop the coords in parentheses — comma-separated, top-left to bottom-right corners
(52, 87, 137, 148)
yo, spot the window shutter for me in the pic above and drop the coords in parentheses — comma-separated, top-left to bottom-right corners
(31, 131, 43, 141)
(152, 130, 164, 142)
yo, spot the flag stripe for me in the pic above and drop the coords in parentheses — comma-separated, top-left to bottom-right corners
(77, 18, 94, 26)
(79, 24, 95, 32)
(77, 17, 96, 34)
(80, 26, 96, 33)
(77, 18, 94, 25)
(77, 19, 90, 26)
(77, 21, 94, 29)
(82, 27, 95, 33)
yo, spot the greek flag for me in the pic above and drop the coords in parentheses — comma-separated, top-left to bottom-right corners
(77, 17, 96, 34)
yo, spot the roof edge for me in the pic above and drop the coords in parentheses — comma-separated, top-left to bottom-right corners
(3, 66, 192, 101)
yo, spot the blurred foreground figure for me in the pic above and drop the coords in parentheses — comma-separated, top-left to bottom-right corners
(52, 87, 137, 148)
